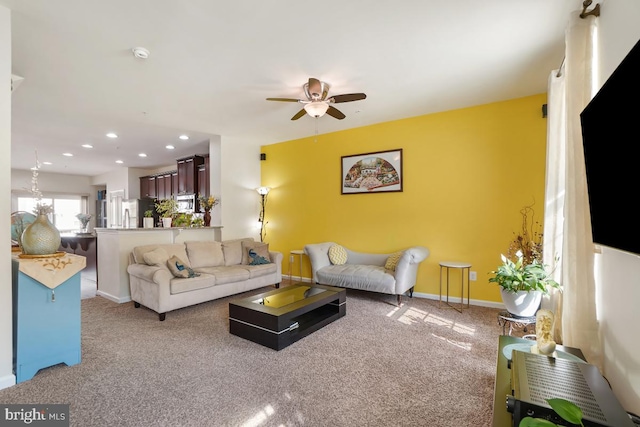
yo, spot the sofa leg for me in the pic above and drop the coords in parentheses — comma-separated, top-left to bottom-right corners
(134, 302, 140, 308)
(409, 287, 414, 298)
(397, 295, 402, 306)
(159, 313, 166, 321)
(274, 283, 280, 289)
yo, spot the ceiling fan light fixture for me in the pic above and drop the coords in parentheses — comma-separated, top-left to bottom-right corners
(304, 101, 329, 118)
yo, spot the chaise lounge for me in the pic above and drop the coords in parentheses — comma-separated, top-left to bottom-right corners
(304, 242, 429, 305)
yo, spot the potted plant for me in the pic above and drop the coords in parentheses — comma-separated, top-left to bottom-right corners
(143, 210, 154, 228)
(489, 253, 560, 317)
(172, 212, 192, 228)
(155, 198, 178, 228)
(489, 204, 561, 317)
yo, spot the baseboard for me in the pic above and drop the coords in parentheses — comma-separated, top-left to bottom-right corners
(96, 290, 131, 304)
(286, 279, 505, 309)
(411, 291, 505, 309)
(0, 373, 16, 391)
(285, 275, 310, 283)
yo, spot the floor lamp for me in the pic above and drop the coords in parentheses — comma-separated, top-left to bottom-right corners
(256, 186, 270, 242)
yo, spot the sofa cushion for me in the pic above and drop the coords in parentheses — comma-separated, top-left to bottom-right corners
(185, 241, 225, 268)
(385, 251, 404, 271)
(193, 266, 251, 285)
(242, 263, 278, 279)
(317, 264, 396, 294)
(143, 247, 169, 266)
(133, 244, 191, 268)
(241, 241, 270, 265)
(222, 238, 254, 266)
(328, 244, 348, 265)
(170, 274, 215, 294)
(167, 255, 199, 278)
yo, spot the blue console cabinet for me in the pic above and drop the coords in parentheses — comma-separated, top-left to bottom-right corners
(11, 259, 82, 383)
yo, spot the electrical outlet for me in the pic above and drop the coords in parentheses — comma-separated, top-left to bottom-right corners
(469, 271, 477, 281)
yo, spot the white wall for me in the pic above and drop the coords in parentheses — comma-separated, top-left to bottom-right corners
(0, 5, 14, 390)
(220, 136, 263, 241)
(594, 0, 640, 414)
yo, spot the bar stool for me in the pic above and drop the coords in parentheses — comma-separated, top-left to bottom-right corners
(439, 261, 471, 313)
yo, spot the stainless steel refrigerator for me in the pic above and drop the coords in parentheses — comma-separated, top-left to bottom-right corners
(121, 198, 157, 228)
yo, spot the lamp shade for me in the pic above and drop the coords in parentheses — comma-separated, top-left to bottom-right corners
(256, 186, 271, 195)
(304, 101, 329, 118)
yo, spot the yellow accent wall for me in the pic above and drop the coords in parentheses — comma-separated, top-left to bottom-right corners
(261, 94, 547, 303)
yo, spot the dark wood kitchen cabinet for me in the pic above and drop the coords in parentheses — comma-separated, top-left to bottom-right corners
(197, 157, 209, 197)
(171, 171, 178, 197)
(156, 173, 174, 200)
(177, 155, 204, 195)
(140, 175, 157, 198)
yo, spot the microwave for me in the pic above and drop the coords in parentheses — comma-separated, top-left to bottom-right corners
(176, 194, 195, 213)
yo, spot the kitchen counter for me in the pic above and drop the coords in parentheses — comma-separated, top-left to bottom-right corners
(94, 226, 223, 302)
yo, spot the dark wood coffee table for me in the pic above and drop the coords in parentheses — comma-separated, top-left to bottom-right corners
(229, 284, 346, 350)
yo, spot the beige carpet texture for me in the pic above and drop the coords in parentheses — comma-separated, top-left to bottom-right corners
(0, 286, 503, 426)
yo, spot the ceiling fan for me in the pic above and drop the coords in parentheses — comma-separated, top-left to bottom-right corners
(267, 77, 366, 120)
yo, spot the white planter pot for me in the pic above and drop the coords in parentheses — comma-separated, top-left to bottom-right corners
(500, 289, 542, 317)
(143, 217, 154, 228)
(161, 218, 172, 228)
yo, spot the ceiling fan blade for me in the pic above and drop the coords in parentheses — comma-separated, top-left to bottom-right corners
(308, 78, 322, 99)
(326, 106, 346, 120)
(266, 97, 300, 102)
(291, 109, 306, 120)
(330, 93, 367, 103)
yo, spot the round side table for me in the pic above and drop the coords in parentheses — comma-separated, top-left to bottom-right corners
(439, 261, 471, 313)
(497, 310, 536, 337)
(288, 250, 304, 284)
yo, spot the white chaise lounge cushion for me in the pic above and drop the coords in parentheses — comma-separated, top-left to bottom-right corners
(317, 264, 395, 294)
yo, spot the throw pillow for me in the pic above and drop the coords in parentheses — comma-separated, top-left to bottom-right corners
(241, 241, 270, 265)
(385, 251, 404, 271)
(248, 248, 271, 265)
(328, 244, 348, 265)
(167, 255, 200, 278)
(143, 247, 169, 266)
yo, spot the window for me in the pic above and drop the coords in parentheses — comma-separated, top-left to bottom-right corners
(17, 195, 86, 233)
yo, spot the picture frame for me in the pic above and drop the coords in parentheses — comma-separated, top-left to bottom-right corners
(341, 149, 403, 194)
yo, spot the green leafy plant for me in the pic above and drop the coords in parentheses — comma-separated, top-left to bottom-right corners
(155, 198, 178, 219)
(519, 398, 584, 426)
(144, 209, 153, 218)
(172, 212, 192, 227)
(489, 253, 560, 294)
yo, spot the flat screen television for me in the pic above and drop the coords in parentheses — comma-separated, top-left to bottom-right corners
(580, 38, 640, 255)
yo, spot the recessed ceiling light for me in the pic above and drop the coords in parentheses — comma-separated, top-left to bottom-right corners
(179, 135, 189, 140)
(82, 144, 93, 148)
(42, 161, 52, 165)
(106, 133, 118, 138)
(138, 153, 147, 158)
(166, 145, 175, 150)
(132, 47, 150, 59)
(115, 160, 123, 164)
(63, 153, 73, 157)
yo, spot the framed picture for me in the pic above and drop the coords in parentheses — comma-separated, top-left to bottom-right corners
(341, 149, 403, 194)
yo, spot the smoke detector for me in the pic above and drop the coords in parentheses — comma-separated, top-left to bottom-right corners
(132, 47, 150, 59)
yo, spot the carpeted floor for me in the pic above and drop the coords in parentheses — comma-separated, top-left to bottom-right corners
(0, 285, 502, 426)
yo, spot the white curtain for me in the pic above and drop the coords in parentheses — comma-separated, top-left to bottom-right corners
(543, 11, 601, 370)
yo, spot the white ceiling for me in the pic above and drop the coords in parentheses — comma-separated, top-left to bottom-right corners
(2, 0, 580, 176)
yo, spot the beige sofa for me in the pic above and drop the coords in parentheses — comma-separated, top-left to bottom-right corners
(127, 238, 282, 320)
